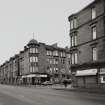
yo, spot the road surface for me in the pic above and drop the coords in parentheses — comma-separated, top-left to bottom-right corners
(0, 85, 105, 105)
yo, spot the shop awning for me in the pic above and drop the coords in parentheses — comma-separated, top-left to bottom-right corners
(27, 74, 36, 78)
(22, 74, 48, 78)
(76, 69, 97, 76)
(40, 75, 47, 77)
(22, 75, 27, 78)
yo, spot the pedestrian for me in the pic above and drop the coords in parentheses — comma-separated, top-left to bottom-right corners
(63, 80, 68, 88)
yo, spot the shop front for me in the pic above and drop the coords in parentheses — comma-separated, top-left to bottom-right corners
(75, 69, 98, 88)
(99, 68, 105, 88)
(21, 74, 47, 85)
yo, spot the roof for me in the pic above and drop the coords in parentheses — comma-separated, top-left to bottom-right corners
(68, 0, 96, 21)
(28, 39, 38, 45)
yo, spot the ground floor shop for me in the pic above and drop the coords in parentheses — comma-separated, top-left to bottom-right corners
(71, 62, 105, 89)
(75, 69, 98, 88)
(0, 73, 70, 85)
(21, 74, 48, 85)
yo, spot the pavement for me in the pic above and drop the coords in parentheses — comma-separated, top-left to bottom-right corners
(3, 84, 105, 94)
(52, 84, 105, 95)
(0, 84, 105, 105)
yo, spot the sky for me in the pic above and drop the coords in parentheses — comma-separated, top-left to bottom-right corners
(0, 0, 94, 64)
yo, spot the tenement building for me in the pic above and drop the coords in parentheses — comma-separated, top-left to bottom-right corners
(68, 0, 105, 88)
(0, 39, 71, 85)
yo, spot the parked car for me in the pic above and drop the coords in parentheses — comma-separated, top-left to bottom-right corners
(41, 81, 53, 86)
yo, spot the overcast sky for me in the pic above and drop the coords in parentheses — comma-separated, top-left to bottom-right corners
(0, 0, 94, 64)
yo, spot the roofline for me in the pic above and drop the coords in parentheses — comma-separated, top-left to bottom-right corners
(68, 0, 96, 21)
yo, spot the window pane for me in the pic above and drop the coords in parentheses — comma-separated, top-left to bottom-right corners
(30, 57, 33, 62)
(30, 67, 33, 72)
(74, 35, 77, 46)
(53, 51, 58, 56)
(70, 20, 74, 29)
(33, 57, 36, 62)
(30, 48, 33, 53)
(47, 51, 49, 55)
(55, 59, 58, 64)
(92, 7, 96, 19)
(92, 48, 97, 61)
(63, 52, 66, 57)
(50, 51, 52, 56)
(61, 52, 63, 57)
(92, 27, 96, 40)
(71, 54, 74, 64)
(71, 36, 74, 47)
(35, 48, 38, 53)
(33, 48, 35, 53)
(35, 57, 38, 62)
(74, 18, 77, 28)
(35, 67, 38, 72)
(67, 54, 71, 58)
(75, 53, 78, 64)
(49, 68, 52, 73)
(50, 59, 52, 64)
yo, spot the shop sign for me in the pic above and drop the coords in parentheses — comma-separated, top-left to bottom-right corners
(100, 68, 105, 74)
(76, 69, 97, 76)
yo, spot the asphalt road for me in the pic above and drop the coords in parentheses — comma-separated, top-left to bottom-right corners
(0, 85, 105, 105)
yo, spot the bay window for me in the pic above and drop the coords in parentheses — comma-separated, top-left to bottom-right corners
(71, 52, 78, 64)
